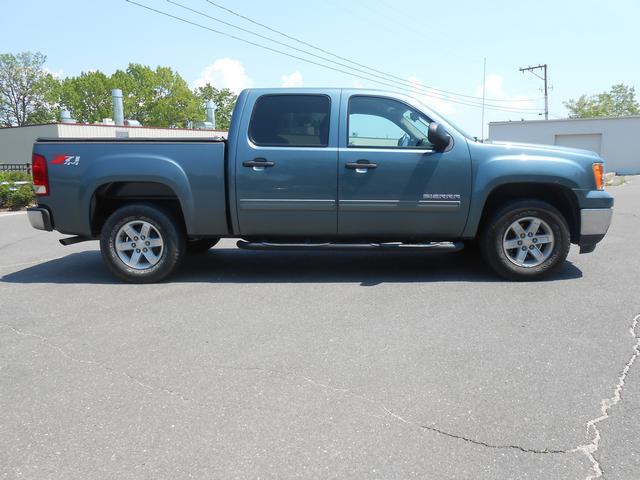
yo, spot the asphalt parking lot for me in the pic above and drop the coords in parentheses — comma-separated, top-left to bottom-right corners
(1, 180, 639, 480)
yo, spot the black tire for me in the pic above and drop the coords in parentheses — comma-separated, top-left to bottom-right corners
(461, 239, 479, 257)
(479, 199, 570, 281)
(99, 203, 186, 283)
(186, 238, 220, 254)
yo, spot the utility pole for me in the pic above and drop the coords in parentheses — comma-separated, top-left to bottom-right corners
(519, 64, 548, 120)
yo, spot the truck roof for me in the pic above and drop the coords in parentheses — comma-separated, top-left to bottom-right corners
(36, 137, 226, 143)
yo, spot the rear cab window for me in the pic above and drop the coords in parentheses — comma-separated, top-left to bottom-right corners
(249, 94, 331, 147)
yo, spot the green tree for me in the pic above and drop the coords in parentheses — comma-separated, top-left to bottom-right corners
(0, 54, 232, 129)
(25, 72, 60, 124)
(58, 70, 113, 123)
(195, 84, 237, 130)
(0, 51, 57, 126)
(564, 84, 640, 118)
(111, 64, 201, 127)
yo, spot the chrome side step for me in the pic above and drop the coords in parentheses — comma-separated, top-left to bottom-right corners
(236, 240, 464, 252)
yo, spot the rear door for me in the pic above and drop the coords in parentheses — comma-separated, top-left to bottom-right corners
(337, 94, 472, 239)
(234, 91, 340, 237)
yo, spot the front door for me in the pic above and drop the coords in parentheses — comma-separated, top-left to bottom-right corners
(338, 94, 472, 240)
(235, 92, 340, 237)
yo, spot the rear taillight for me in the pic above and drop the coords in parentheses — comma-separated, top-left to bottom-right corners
(32, 153, 49, 195)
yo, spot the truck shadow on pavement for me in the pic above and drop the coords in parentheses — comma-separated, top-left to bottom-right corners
(1, 247, 583, 285)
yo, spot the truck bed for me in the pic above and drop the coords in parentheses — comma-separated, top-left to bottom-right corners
(33, 138, 229, 237)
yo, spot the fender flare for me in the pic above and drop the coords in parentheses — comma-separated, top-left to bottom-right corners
(462, 156, 585, 237)
(81, 154, 195, 233)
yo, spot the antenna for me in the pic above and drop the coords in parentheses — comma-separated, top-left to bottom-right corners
(481, 57, 487, 141)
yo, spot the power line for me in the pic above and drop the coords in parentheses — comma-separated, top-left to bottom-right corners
(172, 0, 524, 109)
(180, 0, 539, 109)
(354, 0, 426, 35)
(126, 1, 543, 114)
(203, 0, 540, 105)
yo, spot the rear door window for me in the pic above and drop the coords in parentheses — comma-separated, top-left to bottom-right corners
(249, 94, 331, 147)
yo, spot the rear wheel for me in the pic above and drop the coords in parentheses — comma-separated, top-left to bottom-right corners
(100, 203, 186, 283)
(480, 200, 570, 280)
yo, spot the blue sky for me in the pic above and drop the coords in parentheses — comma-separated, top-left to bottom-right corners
(2, 0, 638, 136)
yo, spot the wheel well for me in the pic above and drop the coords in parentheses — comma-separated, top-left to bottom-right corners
(90, 182, 186, 236)
(479, 183, 580, 242)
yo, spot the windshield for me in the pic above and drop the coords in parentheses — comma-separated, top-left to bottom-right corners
(441, 116, 475, 140)
(410, 96, 475, 140)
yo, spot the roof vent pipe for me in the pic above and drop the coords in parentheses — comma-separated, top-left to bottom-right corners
(112, 89, 124, 126)
(59, 109, 76, 124)
(205, 100, 216, 129)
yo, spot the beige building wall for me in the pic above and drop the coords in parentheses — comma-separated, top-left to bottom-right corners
(56, 124, 226, 139)
(0, 124, 59, 164)
(489, 116, 640, 174)
(0, 123, 227, 165)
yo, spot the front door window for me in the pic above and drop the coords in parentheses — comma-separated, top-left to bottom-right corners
(348, 96, 433, 149)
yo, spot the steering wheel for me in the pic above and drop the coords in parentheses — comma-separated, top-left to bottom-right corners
(397, 133, 411, 147)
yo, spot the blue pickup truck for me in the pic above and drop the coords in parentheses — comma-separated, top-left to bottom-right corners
(27, 88, 613, 283)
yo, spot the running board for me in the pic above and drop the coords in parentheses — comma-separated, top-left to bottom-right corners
(236, 240, 464, 252)
(59, 235, 92, 246)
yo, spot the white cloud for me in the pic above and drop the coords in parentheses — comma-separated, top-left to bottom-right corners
(478, 74, 505, 98)
(352, 77, 365, 89)
(44, 67, 64, 79)
(407, 75, 456, 115)
(194, 58, 253, 94)
(475, 74, 533, 111)
(280, 70, 303, 88)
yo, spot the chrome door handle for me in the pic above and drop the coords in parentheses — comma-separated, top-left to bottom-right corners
(346, 161, 377, 173)
(243, 158, 275, 168)
(345, 161, 377, 170)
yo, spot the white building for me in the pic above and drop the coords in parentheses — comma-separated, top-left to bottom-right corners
(0, 123, 227, 166)
(489, 116, 640, 174)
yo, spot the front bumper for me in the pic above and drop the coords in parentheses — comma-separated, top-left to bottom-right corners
(27, 207, 53, 231)
(578, 208, 613, 253)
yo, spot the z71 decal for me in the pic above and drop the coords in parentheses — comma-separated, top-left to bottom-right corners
(51, 154, 81, 166)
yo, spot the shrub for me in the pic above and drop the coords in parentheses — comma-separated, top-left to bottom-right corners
(0, 171, 31, 182)
(0, 169, 35, 209)
(5, 184, 35, 210)
(0, 184, 10, 208)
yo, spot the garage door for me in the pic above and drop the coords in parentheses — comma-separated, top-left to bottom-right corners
(554, 133, 602, 155)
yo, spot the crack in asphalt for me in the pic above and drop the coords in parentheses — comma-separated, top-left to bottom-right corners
(571, 313, 640, 479)
(0, 323, 567, 456)
(3, 315, 640, 471)
(418, 424, 567, 454)
(0, 323, 206, 407)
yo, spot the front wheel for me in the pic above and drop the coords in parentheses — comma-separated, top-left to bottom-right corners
(100, 203, 186, 283)
(480, 200, 570, 281)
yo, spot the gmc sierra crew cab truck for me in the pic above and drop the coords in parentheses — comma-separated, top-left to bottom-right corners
(27, 88, 614, 283)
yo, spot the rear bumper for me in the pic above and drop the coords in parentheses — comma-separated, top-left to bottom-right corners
(27, 207, 53, 231)
(578, 208, 613, 253)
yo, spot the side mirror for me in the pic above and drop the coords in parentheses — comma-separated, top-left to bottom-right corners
(428, 122, 451, 152)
